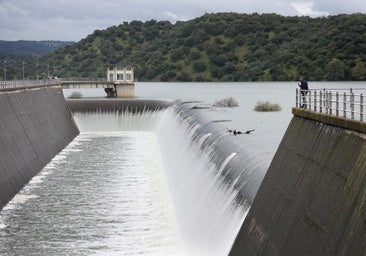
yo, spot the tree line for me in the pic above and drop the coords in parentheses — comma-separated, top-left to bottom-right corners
(2, 13, 366, 81)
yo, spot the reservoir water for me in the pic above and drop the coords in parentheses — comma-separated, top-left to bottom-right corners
(1, 82, 365, 255)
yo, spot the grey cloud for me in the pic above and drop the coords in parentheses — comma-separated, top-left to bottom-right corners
(0, 0, 365, 41)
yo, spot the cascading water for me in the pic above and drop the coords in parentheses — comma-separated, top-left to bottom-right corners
(0, 101, 268, 256)
(155, 101, 267, 256)
(72, 108, 165, 132)
(0, 108, 184, 256)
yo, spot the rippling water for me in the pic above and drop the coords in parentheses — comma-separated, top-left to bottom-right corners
(0, 131, 182, 255)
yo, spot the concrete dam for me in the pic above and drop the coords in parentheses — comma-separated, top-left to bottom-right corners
(0, 87, 79, 209)
(0, 87, 365, 255)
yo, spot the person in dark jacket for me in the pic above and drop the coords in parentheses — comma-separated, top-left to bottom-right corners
(298, 76, 308, 108)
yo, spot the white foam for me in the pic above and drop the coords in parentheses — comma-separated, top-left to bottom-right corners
(3, 194, 39, 211)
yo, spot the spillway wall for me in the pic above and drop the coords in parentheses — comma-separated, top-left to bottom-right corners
(0, 87, 79, 209)
(230, 109, 366, 256)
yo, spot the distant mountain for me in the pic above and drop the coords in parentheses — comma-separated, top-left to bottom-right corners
(0, 40, 74, 56)
(0, 40, 74, 80)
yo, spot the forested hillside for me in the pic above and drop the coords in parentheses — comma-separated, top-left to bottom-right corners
(0, 40, 74, 56)
(3, 13, 366, 81)
(0, 40, 73, 80)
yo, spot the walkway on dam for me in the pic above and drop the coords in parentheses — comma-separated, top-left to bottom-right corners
(0, 78, 135, 97)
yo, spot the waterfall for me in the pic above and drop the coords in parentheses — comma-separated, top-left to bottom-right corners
(72, 108, 164, 132)
(155, 101, 267, 256)
(69, 101, 268, 255)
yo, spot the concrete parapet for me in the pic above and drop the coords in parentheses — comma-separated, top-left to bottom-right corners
(230, 113, 366, 255)
(0, 88, 79, 209)
(293, 107, 366, 133)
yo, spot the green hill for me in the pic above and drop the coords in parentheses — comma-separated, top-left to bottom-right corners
(0, 40, 73, 80)
(0, 40, 74, 56)
(4, 13, 366, 81)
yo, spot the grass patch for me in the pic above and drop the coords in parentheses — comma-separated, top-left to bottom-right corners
(254, 101, 281, 112)
(213, 97, 239, 107)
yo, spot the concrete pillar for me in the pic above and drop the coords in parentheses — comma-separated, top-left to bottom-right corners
(115, 83, 135, 98)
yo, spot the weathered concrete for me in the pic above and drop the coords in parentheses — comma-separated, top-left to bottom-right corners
(0, 87, 79, 209)
(115, 84, 135, 98)
(230, 110, 366, 256)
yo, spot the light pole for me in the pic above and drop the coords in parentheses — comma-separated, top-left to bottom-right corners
(47, 64, 49, 78)
(36, 62, 39, 80)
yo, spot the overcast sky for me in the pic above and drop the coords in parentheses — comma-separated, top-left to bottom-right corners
(1, 0, 365, 41)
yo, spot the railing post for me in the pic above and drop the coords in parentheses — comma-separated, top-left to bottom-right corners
(325, 91, 329, 114)
(319, 90, 323, 113)
(314, 90, 317, 112)
(308, 90, 312, 110)
(336, 92, 339, 117)
(343, 92, 347, 118)
(361, 94, 364, 122)
(351, 92, 355, 120)
(329, 92, 332, 115)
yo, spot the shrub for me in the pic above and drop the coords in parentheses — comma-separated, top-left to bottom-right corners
(213, 97, 239, 107)
(68, 91, 82, 99)
(254, 101, 281, 112)
(193, 60, 207, 72)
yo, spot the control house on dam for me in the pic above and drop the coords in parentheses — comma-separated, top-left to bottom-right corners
(105, 65, 135, 97)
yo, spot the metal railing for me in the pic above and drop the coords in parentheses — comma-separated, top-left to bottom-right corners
(296, 88, 366, 122)
(1, 79, 63, 88)
(0, 78, 109, 90)
(58, 77, 107, 82)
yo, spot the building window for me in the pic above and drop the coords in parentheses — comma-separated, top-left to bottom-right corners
(126, 74, 132, 81)
(117, 73, 124, 80)
(109, 74, 113, 81)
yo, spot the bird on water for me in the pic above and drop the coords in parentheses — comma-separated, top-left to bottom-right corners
(227, 128, 255, 135)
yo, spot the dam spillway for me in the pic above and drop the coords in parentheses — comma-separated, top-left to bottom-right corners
(0, 90, 268, 255)
(66, 99, 268, 255)
(1, 87, 366, 255)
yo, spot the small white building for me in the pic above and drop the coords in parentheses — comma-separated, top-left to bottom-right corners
(107, 66, 134, 84)
(106, 66, 135, 97)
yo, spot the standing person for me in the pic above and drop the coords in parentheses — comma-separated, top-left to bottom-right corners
(298, 76, 308, 108)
